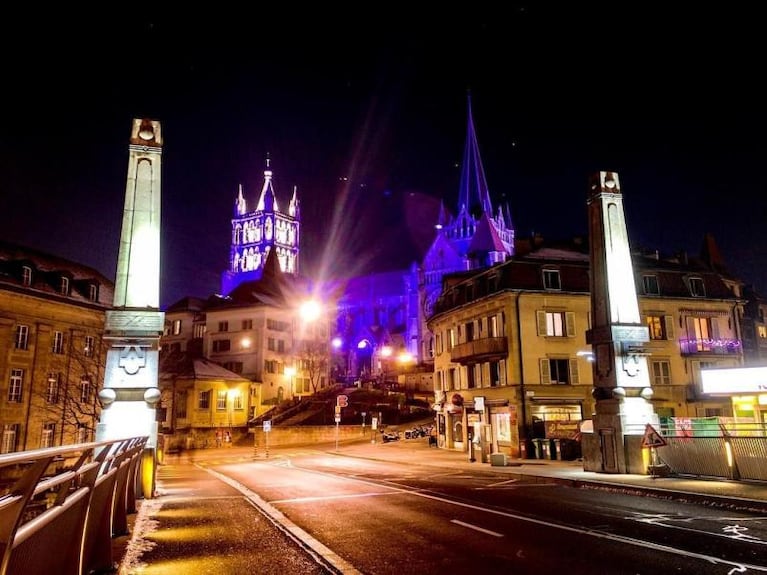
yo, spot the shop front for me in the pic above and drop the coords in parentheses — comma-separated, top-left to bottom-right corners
(701, 366, 767, 425)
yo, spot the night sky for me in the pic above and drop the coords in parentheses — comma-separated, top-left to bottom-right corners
(2, 7, 765, 309)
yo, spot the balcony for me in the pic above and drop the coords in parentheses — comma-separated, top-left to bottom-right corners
(679, 338, 742, 356)
(450, 337, 508, 364)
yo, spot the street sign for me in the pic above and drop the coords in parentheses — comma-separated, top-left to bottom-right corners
(337, 394, 348, 408)
(335, 416, 341, 423)
(263, 420, 272, 432)
(334, 405, 341, 415)
(642, 423, 666, 448)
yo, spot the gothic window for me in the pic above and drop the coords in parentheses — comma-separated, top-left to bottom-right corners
(265, 217, 273, 240)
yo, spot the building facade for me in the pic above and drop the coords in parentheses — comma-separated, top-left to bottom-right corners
(428, 239, 746, 461)
(0, 241, 114, 452)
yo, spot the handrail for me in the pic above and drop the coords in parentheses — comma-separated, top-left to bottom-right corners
(0, 436, 149, 575)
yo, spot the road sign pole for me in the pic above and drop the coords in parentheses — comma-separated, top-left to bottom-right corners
(335, 421, 339, 451)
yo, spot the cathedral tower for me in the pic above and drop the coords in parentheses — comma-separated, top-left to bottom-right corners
(221, 158, 300, 295)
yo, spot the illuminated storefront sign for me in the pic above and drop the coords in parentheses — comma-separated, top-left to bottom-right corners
(701, 366, 767, 394)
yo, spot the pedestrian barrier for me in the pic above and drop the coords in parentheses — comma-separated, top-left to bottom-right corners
(0, 436, 149, 575)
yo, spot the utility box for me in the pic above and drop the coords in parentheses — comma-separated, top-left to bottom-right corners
(490, 453, 507, 467)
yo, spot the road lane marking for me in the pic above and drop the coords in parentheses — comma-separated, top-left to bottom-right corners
(451, 519, 504, 537)
(271, 491, 396, 504)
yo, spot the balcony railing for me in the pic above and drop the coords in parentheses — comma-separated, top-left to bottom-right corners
(679, 338, 742, 356)
(450, 336, 508, 364)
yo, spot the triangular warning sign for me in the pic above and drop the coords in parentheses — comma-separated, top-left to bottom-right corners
(642, 423, 667, 448)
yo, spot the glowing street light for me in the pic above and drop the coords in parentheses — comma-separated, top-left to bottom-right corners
(299, 299, 321, 322)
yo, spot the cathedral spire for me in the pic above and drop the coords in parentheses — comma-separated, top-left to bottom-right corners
(256, 155, 278, 212)
(235, 183, 247, 216)
(458, 92, 493, 217)
(289, 185, 300, 218)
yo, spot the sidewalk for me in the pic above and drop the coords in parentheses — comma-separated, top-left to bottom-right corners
(116, 439, 767, 573)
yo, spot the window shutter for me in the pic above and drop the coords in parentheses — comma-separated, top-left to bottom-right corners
(710, 318, 720, 338)
(664, 315, 674, 339)
(536, 311, 547, 336)
(539, 359, 551, 384)
(565, 312, 576, 337)
(569, 359, 580, 384)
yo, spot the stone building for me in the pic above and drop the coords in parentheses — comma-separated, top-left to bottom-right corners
(0, 241, 114, 451)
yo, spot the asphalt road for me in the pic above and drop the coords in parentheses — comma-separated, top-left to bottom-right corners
(201, 447, 767, 575)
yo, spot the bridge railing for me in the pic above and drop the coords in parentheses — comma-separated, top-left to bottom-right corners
(0, 436, 149, 575)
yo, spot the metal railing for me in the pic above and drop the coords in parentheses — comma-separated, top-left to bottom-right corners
(0, 436, 149, 575)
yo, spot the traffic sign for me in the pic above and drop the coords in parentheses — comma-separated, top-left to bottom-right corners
(642, 423, 667, 448)
(263, 420, 271, 432)
(336, 394, 348, 408)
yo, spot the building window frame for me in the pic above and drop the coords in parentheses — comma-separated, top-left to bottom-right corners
(543, 269, 561, 291)
(650, 359, 671, 385)
(52, 331, 65, 354)
(8, 369, 24, 402)
(15, 325, 29, 350)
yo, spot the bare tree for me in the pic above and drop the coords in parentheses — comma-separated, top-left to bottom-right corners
(295, 339, 329, 394)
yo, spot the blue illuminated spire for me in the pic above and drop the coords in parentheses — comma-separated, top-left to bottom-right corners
(458, 92, 493, 217)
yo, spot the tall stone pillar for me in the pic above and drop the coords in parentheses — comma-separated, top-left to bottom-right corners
(96, 119, 164, 496)
(583, 171, 657, 474)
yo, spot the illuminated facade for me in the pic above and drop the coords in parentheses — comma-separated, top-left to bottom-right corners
(220, 158, 300, 295)
(428, 231, 746, 465)
(0, 241, 114, 452)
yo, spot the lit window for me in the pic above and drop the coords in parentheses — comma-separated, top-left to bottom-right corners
(172, 319, 182, 335)
(539, 311, 567, 337)
(646, 316, 670, 340)
(233, 393, 243, 410)
(1, 424, 19, 454)
(757, 325, 766, 339)
(216, 391, 227, 410)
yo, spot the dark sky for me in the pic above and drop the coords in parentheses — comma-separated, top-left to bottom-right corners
(2, 6, 766, 308)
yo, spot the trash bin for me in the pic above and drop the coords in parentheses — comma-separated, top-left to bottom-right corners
(537, 438, 549, 459)
(531, 438, 544, 459)
(490, 453, 507, 467)
(522, 439, 537, 459)
(550, 439, 560, 460)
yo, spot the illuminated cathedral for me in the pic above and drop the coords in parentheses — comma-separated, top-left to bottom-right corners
(220, 158, 300, 295)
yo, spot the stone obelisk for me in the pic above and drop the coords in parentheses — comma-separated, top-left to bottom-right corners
(96, 119, 164, 496)
(583, 171, 657, 474)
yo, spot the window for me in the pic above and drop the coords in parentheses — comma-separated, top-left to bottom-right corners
(1, 424, 19, 454)
(22, 266, 32, 286)
(267, 337, 276, 351)
(198, 390, 211, 409)
(540, 358, 579, 385)
(46, 373, 60, 403)
(216, 391, 227, 410)
(41, 423, 56, 448)
(646, 315, 673, 340)
(89, 284, 98, 301)
(15, 325, 29, 350)
(218, 321, 229, 332)
(758, 325, 766, 339)
(264, 360, 279, 374)
(543, 269, 561, 290)
(60, 276, 69, 295)
(172, 319, 182, 335)
(447, 328, 455, 351)
(465, 321, 475, 342)
(688, 316, 716, 351)
(193, 323, 206, 338)
(176, 391, 188, 419)
(233, 393, 243, 410)
(84, 335, 94, 358)
(76, 426, 89, 444)
(277, 339, 285, 353)
(8, 369, 24, 402)
(80, 377, 91, 402)
(488, 315, 499, 337)
(212, 339, 231, 352)
(52, 331, 65, 354)
(689, 277, 706, 297)
(537, 311, 575, 337)
(242, 319, 253, 330)
(650, 360, 671, 385)
(224, 361, 243, 374)
(642, 275, 660, 295)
